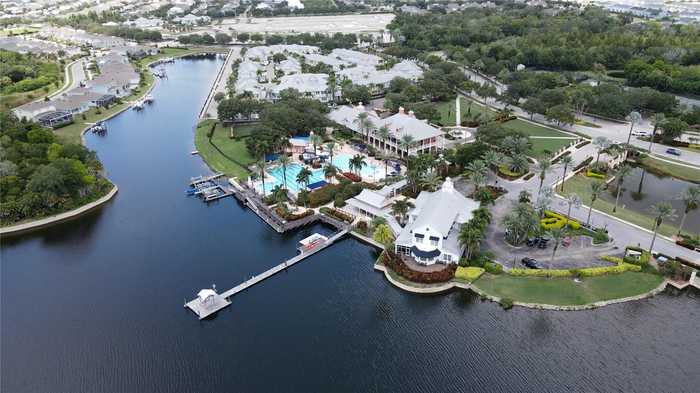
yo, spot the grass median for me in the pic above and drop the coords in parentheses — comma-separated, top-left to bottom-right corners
(472, 272, 663, 306)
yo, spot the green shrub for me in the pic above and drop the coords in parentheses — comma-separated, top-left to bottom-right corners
(484, 262, 503, 274)
(592, 229, 609, 244)
(509, 263, 640, 277)
(499, 298, 514, 310)
(455, 266, 485, 282)
(600, 255, 624, 264)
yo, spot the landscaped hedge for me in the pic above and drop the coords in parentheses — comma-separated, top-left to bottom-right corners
(306, 180, 372, 207)
(623, 246, 651, 266)
(320, 206, 354, 223)
(455, 266, 485, 282)
(573, 156, 593, 172)
(381, 250, 456, 283)
(484, 262, 503, 274)
(540, 210, 581, 230)
(508, 263, 641, 278)
(585, 170, 606, 179)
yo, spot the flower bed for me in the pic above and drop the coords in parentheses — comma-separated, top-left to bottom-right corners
(342, 172, 362, 182)
(468, 185, 507, 200)
(540, 210, 581, 230)
(380, 250, 456, 283)
(320, 206, 354, 223)
(497, 165, 526, 180)
(275, 206, 314, 221)
(455, 266, 485, 282)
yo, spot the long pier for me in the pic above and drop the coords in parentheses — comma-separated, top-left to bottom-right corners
(185, 227, 349, 319)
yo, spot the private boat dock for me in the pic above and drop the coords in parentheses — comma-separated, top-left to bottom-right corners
(185, 228, 349, 319)
(187, 173, 234, 202)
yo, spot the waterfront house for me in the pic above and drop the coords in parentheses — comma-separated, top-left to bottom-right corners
(394, 178, 479, 265)
(328, 104, 444, 157)
(12, 101, 56, 121)
(36, 110, 73, 128)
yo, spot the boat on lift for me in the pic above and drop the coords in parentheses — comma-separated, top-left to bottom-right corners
(132, 100, 144, 111)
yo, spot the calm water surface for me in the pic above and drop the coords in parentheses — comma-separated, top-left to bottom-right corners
(603, 166, 700, 233)
(2, 58, 699, 393)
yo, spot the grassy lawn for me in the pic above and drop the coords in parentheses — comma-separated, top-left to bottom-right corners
(472, 272, 663, 306)
(194, 120, 258, 180)
(560, 174, 692, 237)
(529, 138, 574, 157)
(436, 97, 494, 126)
(503, 119, 574, 138)
(638, 156, 700, 184)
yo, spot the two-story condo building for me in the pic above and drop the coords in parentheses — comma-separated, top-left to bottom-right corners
(328, 104, 444, 157)
(395, 178, 479, 265)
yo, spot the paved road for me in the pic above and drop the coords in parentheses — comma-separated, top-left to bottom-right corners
(50, 58, 87, 98)
(462, 67, 700, 167)
(203, 47, 241, 118)
(481, 142, 699, 264)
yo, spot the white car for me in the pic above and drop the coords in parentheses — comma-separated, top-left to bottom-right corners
(631, 130, 649, 137)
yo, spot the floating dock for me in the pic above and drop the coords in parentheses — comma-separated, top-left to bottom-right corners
(185, 228, 349, 319)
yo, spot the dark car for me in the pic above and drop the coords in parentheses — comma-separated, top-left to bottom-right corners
(666, 148, 681, 156)
(521, 257, 541, 269)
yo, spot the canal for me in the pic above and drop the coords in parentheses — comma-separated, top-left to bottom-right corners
(2, 57, 699, 393)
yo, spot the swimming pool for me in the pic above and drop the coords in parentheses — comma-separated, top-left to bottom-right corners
(262, 163, 325, 193)
(332, 154, 379, 179)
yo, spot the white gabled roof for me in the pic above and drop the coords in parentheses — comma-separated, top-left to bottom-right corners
(328, 105, 443, 142)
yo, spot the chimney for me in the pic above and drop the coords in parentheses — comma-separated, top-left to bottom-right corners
(408, 110, 415, 117)
(398, 106, 405, 114)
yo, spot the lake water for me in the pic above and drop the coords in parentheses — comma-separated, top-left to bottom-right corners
(603, 166, 700, 234)
(2, 57, 699, 393)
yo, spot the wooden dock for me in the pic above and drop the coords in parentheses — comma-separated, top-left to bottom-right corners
(185, 227, 349, 319)
(190, 173, 224, 186)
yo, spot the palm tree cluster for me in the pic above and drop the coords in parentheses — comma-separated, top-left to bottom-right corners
(502, 202, 540, 246)
(391, 198, 414, 226)
(458, 207, 492, 261)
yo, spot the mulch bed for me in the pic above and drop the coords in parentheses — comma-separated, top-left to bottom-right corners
(381, 250, 456, 283)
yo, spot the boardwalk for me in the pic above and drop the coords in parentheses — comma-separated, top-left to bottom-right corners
(185, 227, 349, 319)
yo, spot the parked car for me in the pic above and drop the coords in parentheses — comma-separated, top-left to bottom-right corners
(631, 130, 649, 137)
(666, 148, 682, 156)
(521, 257, 541, 269)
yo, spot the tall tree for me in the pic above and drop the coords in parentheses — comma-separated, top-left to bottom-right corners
(586, 181, 604, 226)
(612, 164, 632, 213)
(559, 155, 573, 192)
(391, 198, 414, 226)
(676, 186, 700, 235)
(535, 156, 552, 198)
(255, 160, 267, 196)
(649, 202, 677, 252)
(648, 113, 665, 152)
(625, 111, 642, 145)
(277, 155, 291, 190)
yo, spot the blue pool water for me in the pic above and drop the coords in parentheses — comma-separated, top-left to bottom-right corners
(265, 163, 324, 193)
(332, 154, 378, 178)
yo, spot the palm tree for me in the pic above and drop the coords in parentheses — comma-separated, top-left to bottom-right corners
(559, 155, 573, 192)
(535, 156, 552, 198)
(626, 111, 642, 145)
(503, 136, 530, 155)
(354, 112, 374, 142)
(470, 171, 487, 192)
(323, 164, 338, 184)
(254, 160, 267, 196)
(271, 185, 287, 205)
(545, 227, 567, 269)
(466, 160, 488, 178)
(482, 150, 502, 183)
(310, 134, 323, 156)
(296, 167, 312, 191)
(420, 171, 441, 191)
(391, 198, 414, 226)
(586, 181, 604, 226)
(325, 141, 336, 165)
(612, 164, 632, 213)
(593, 136, 611, 165)
(399, 134, 414, 159)
(676, 186, 700, 235)
(565, 194, 582, 225)
(327, 71, 337, 104)
(376, 125, 391, 153)
(349, 154, 367, 176)
(649, 202, 677, 252)
(277, 155, 291, 190)
(649, 113, 665, 152)
(508, 154, 529, 175)
(459, 222, 484, 261)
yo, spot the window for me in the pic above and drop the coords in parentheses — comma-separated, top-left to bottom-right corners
(429, 236, 439, 246)
(415, 235, 423, 243)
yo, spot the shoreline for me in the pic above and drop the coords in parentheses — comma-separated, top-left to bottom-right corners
(374, 262, 669, 311)
(0, 185, 118, 237)
(1, 50, 211, 235)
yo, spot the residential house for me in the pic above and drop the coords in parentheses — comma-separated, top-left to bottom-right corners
(394, 178, 479, 265)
